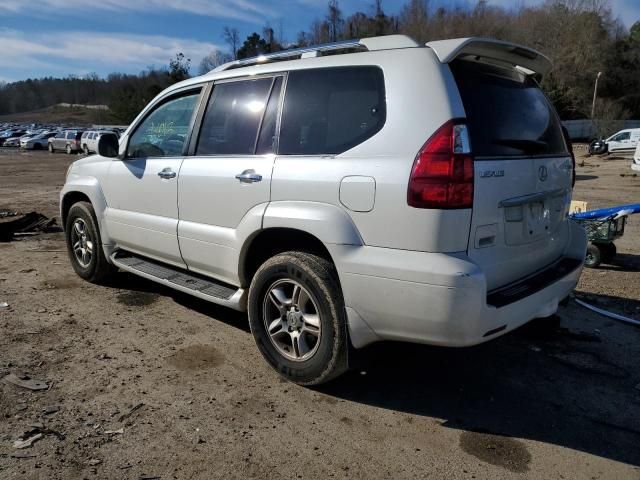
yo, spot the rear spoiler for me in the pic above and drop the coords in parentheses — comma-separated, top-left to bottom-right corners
(426, 37, 552, 78)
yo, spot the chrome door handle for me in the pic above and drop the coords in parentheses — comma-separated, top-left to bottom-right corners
(157, 168, 176, 179)
(235, 169, 262, 183)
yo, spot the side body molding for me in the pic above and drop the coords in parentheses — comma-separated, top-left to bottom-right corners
(262, 201, 364, 246)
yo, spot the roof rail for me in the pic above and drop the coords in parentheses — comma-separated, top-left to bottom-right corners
(212, 35, 419, 72)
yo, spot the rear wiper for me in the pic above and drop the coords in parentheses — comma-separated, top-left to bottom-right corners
(493, 138, 548, 154)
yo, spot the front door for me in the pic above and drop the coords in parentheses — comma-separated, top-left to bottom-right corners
(102, 88, 202, 267)
(178, 75, 283, 285)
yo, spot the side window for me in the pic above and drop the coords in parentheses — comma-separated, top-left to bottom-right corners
(619, 132, 631, 141)
(196, 77, 273, 155)
(127, 91, 201, 158)
(56, 132, 64, 139)
(279, 67, 386, 155)
(66, 131, 75, 139)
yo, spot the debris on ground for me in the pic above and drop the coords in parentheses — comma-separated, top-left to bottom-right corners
(104, 428, 124, 435)
(118, 402, 144, 422)
(87, 459, 102, 466)
(2, 373, 49, 391)
(43, 405, 60, 415)
(0, 210, 58, 242)
(574, 298, 640, 327)
(12, 433, 43, 449)
(11, 451, 38, 459)
(0, 301, 8, 308)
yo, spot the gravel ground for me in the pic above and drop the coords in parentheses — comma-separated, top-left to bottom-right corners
(0, 147, 639, 480)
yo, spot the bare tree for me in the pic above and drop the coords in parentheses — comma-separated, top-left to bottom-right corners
(198, 50, 233, 75)
(223, 27, 240, 60)
(326, 0, 344, 42)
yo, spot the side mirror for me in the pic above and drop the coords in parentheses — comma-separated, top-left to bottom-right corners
(97, 132, 120, 158)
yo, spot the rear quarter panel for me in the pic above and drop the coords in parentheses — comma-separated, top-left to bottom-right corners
(271, 48, 470, 252)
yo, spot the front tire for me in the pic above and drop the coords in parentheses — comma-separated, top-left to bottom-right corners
(65, 201, 116, 283)
(48, 143, 54, 153)
(66, 144, 72, 155)
(248, 252, 348, 385)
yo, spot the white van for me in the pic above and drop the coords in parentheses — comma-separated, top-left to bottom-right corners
(605, 128, 640, 154)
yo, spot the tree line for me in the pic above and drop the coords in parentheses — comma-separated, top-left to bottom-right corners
(0, 0, 638, 126)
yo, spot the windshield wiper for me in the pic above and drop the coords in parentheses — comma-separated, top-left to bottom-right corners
(493, 138, 548, 154)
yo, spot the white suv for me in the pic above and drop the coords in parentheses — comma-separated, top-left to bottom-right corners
(60, 35, 586, 385)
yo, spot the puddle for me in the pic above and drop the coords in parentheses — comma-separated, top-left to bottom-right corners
(167, 344, 225, 370)
(459, 431, 531, 473)
(116, 291, 159, 307)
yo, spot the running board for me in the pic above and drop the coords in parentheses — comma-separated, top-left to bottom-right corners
(110, 251, 246, 311)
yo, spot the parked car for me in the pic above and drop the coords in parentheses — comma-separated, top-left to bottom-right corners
(60, 35, 586, 385)
(80, 130, 111, 154)
(49, 130, 83, 154)
(0, 130, 26, 146)
(3, 133, 32, 147)
(604, 128, 640, 154)
(21, 132, 57, 150)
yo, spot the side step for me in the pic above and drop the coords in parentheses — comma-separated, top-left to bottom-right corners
(110, 251, 246, 311)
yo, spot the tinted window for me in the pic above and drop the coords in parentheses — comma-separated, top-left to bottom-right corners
(127, 91, 200, 158)
(279, 67, 386, 155)
(65, 131, 76, 139)
(256, 77, 283, 154)
(616, 132, 630, 141)
(197, 78, 273, 155)
(451, 60, 567, 158)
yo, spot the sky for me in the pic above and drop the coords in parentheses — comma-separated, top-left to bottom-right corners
(0, 0, 638, 83)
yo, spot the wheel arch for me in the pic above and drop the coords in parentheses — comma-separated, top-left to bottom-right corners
(238, 201, 364, 287)
(239, 227, 335, 288)
(60, 178, 111, 243)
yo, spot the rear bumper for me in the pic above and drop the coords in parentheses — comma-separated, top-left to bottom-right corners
(329, 220, 586, 348)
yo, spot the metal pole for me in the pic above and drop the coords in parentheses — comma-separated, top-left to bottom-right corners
(591, 71, 602, 119)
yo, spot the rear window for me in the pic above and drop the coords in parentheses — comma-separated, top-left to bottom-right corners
(279, 66, 386, 155)
(451, 60, 567, 158)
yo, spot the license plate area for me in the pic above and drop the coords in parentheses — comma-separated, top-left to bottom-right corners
(502, 192, 566, 246)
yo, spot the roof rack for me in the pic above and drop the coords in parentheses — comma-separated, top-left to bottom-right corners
(212, 35, 419, 72)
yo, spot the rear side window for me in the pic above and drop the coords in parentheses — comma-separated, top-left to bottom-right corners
(197, 78, 273, 155)
(279, 66, 386, 155)
(451, 60, 567, 158)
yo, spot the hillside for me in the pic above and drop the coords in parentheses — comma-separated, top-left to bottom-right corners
(0, 104, 111, 125)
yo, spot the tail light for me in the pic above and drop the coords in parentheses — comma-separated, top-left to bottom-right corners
(407, 120, 474, 209)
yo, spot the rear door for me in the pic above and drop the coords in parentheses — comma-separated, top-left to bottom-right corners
(450, 60, 573, 290)
(177, 75, 283, 284)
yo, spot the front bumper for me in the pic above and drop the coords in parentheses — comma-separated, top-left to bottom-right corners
(328, 221, 586, 348)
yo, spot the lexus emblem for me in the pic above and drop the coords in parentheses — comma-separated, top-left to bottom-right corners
(538, 166, 548, 182)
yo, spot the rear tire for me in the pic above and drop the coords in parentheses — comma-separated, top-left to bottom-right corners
(65, 201, 116, 284)
(83, 144, 89, 155)
(248, 251, 348, 385)
(584, 243, 601, 268)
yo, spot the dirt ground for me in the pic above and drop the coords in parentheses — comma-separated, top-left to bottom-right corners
(0, 147, 639, 480)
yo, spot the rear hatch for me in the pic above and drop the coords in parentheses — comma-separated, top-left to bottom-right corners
(450, 59, 573, 290)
